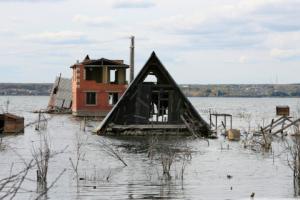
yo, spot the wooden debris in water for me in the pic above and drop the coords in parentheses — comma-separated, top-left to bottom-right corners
(227, 129, 240, 141)
(0, 113, 24, 134)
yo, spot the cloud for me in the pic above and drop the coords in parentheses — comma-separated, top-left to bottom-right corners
(149, 0, 300, 51)
(264, 32, 300, 49)
(23, 31, 90, 45)
(270, 48, 300, 60)
(0, 29, 16, 37)
(0, 0, 64, 2)
(112, 0, 155, 9)
(150, 14, 206, 34)
(73, 15, 113, 26)
(150, 14, 263, 50)
(151, 0, 285, 35)
(239, 56, 249, 63)
(252, 1, 300, 32)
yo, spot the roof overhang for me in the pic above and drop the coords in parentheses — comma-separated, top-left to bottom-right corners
(84, 64, 129, 68)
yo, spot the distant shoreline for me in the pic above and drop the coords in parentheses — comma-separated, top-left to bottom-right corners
(1, 83, 300, 97)
(1, 95, 299, 99)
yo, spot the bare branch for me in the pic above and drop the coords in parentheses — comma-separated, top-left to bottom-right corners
(98, 139, 127, 167)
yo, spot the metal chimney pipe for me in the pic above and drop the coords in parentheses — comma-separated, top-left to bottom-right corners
(130, 36, 135, 83)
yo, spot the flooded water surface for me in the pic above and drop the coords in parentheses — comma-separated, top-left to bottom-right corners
(0, 96, 299, 199)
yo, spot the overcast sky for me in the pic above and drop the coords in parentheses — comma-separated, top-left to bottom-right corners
(0, 0, 299, 84)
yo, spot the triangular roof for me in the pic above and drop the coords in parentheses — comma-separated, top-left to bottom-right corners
(96, 52, 210, 136)
(83, 55, 90, 62)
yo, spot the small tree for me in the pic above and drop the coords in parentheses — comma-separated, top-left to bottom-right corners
(32, 134, 50, 193)
(69, 131, 87, 179)
(98, 139, 127, 167)
(286, 127, 300, 196)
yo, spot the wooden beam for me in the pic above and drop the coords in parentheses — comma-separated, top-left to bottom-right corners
(272, 118, 300, 135)
(180, 115, 197, 137)
(261, 116, 285, 131)
(110, 124, 187, 130)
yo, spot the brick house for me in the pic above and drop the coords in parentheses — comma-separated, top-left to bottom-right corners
(71, 55, 129, 117)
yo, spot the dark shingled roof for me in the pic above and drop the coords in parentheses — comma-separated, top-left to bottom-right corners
(71, 55, 129, 68)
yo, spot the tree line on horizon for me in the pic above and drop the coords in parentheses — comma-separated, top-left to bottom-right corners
(1, 83, 300, 97)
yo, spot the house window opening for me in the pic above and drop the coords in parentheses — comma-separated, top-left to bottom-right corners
(108, 93, 119, 105)
(143, 74, 157, 84)
(86, 92, 96, 105)
(109, 69, 118, 84)
(53, 87, 58, 94)
(85, 67, 103, 83)
(149, 91, 169, 123)
(0, 118, 4, 133)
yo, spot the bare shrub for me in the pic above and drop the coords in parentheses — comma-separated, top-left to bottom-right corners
(80, 167, 114, 182)
(241, 116, 273, 152)
(69, 131, 87, 178)
(0, 159, 34, 199)
(31, 133, 67, 197)
(32, 134, 51, 192)
(0, 143, 66, 200)
(98, 139, 127, 167)
(0, 138, 7, 151)
(35, 111, 48, 131)
(159, 145, 193, 180)
(178, 149, 192, 180)
(160, 148, 175, 179)
(147, 138, 192, 180)
(285, 126, 300, 196)
(147, 136, 158, 160)
(80, 117, 87, 132)
(33, 169, 66, 200)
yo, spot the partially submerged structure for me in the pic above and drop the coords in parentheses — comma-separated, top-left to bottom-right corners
(71, 55, 129, 117)
(0, 113, 24, 134)
(276, 105, 290, 116)
(260, 106, 300, 136)
(48, 75, 72, 113)
(96, 52, 210, 136)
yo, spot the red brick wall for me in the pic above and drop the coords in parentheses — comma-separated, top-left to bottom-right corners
(72, 64, 127, 116)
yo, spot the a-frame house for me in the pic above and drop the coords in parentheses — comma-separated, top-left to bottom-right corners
(96, 52, 210, 137)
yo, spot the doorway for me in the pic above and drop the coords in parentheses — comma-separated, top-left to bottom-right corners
(0, 118, 4, 133)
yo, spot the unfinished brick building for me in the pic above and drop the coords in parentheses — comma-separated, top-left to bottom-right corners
(71, 55, 129, 117)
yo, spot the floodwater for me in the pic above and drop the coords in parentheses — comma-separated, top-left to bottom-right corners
(0, 96, 299, 200)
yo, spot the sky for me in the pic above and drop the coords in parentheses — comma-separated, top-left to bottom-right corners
(0, 0, 299, 84)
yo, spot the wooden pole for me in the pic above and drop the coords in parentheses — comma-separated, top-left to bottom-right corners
(130, 36, 135, 83)
(5, 99, 9, 113)
(215, 115, 218, 131)
(281, 119, 286, 135)
(36, 111, 41, 130)
(260, 127, 270, 149)
(269, 119, 274, 133)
